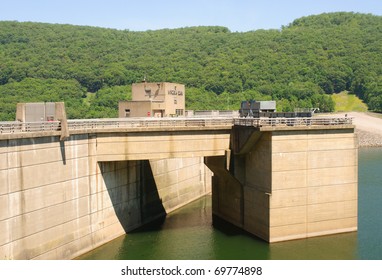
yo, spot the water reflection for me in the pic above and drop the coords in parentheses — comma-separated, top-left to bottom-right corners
(357, 147, 382, 260)
(269, 232, 357, 259)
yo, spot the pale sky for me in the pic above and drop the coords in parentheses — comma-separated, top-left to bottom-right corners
(0, 0, 381, 31)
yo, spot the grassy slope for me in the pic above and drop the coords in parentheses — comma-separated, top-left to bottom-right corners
(332, 91, 368, 112)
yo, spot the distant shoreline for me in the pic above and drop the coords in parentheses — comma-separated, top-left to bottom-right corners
(356, 129, 382, 147)
(319, 111, 382, 148)
(350, 112, 382, 147)
(353, 112, 382, 147)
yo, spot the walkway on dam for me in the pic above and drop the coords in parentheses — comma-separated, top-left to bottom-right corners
(0, 116, 353, 138)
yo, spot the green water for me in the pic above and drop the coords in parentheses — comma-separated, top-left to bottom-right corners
(78, 148, 382, 260)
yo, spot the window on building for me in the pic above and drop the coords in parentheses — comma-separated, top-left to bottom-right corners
(174, 99, 177, 105)
(125, 109, 130, 117)
(175, 109, 184, 116)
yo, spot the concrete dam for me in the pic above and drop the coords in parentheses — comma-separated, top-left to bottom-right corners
(0, 116, 357, 259)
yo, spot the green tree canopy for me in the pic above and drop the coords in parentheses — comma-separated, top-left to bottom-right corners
(0, 12, 381, 120)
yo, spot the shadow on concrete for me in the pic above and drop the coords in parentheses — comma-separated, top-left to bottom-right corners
(59, 140, 66, 165)
(101, 160, 166, 233)
(212, 214, 261, 240)
(139, 160, 167, 228)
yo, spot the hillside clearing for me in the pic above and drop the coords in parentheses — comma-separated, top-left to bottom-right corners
(332, 91, 368, 112)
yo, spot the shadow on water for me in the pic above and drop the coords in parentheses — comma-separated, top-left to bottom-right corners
(114, 195, 272, 260)
(129, 215, 166, 233)
(210, 215, 271, 260)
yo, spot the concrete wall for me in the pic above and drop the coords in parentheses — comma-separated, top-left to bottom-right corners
(0, 134, 212, 259)
(243, 128, 358, 242)
(243, 132, 272, 240)
(132, 82, 165, 101)
(151, 157, 212, 213)
(205, 155, 243, 228)
(162, 83, 185, 116)
(96, 130, 231, 162)
(118, 101, 153, 118)
(0, 134, 100, 259)
(210, 126, 357, 243)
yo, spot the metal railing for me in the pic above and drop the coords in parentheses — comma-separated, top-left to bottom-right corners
(234, 117, 353, 127)
(0, 121, 61, 134)
(0, 116, 353, 135)
(67, 117, 234, 130)
(0, 118, 233, 135)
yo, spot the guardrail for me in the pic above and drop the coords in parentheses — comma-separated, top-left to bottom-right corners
(234, 117, 353, 127)
(67, 117, 234, 130)
(0, 117, 353, 135)
(0, 118, 233, 135)
(0, 121, 61, 134)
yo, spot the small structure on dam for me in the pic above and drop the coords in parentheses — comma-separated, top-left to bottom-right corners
(16, 102, 65, 122)
(119, 81, 185, 118)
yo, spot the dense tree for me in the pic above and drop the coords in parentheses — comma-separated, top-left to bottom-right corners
(0, 78, 86, 120)
(0, 12, 381, 120)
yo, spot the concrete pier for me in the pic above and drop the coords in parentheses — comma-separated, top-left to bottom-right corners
(211, 124, 358, 242)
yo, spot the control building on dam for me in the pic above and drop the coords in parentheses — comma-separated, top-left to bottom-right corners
(0, 102, 357, 260)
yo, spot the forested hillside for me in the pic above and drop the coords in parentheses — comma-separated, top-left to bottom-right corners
(0, 12, 381, 120)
